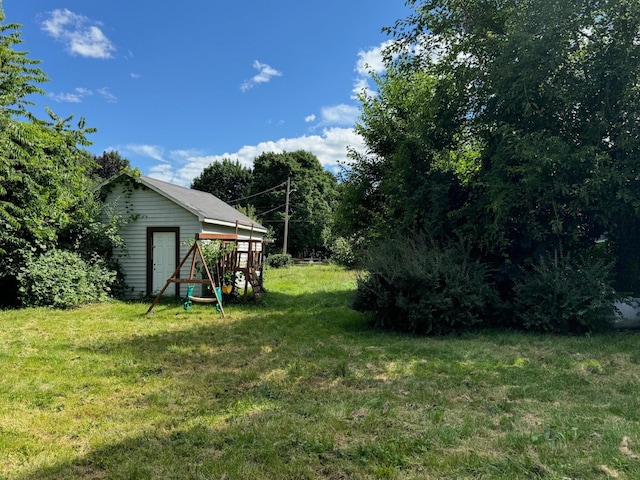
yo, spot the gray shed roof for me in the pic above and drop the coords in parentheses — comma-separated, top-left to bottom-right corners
(109, 173, 266, 233)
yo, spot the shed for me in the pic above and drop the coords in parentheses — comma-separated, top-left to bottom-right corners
(100, 172, 266, 298)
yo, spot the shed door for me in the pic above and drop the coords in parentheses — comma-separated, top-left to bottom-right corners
(152, 231, 177, 295)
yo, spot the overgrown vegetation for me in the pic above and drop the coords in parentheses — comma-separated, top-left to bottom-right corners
(2, 265, 640, 479)
(17, 249, 116, 308)
(0, 6, 120, 307)
(513, 250, 616, 334)
(339, 0, 640, 333)
(354, 235, 495, 335)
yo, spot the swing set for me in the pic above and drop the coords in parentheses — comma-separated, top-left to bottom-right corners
(146, 224, 264, 317)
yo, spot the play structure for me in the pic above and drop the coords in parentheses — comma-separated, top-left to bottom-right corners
(146, 224, 264, 317)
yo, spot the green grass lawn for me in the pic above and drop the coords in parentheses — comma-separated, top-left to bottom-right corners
(2, 264, 640, 479)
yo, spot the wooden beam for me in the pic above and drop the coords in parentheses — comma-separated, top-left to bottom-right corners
(196, 233, 238, 240)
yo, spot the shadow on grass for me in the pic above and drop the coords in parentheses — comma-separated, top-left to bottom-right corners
(17, 284, 633, 479)
(14, 288, 376, 479)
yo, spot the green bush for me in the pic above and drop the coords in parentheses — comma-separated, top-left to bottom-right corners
(354, 235, 495, 335)
(513, 251, 616, 334)
(267, 253, 293, 269)
(17, 249, 117, 308)
(330, 236, 358, 268)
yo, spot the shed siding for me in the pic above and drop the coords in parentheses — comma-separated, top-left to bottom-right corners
(105, 183, 203, 298)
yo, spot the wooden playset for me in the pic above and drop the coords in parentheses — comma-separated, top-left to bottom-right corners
(146, 223, 264, 316)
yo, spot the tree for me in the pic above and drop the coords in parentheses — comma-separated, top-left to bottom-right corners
(0, 6, 116, 306)
(338, 68, 471, 243)
(383, 0, 640, 263)
(191, 158, 253, 203)
(344, 0, 640, 331)
(248, 151, 338, 256)
(91, 150, 130, 181)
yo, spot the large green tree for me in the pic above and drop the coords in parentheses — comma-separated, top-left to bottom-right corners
(248, 150, 338, 256)
(338, 69, 471, 242)
(91, 150, 130, 181)
(339, 0, 640, 335)
(0, 6, 113, 306)
(344, 0, 640, 292)
(191, 158, 253, 203)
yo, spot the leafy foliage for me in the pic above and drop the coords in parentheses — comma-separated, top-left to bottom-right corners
(354, 235, 495, 335)
(342, 0, 640, 330)
(0, 10, 46, 115)
(338, 67, 475, 258)
(191, 239, 236, 285)
(330, 236, 359, 268)
(91, 150, 130, 181)
(0, 7, 119, 307)
(191, 158, 253, 203)
(266, 253, 293, 269)
(513, 250, 616, 334)
(17, 249, 116, 308)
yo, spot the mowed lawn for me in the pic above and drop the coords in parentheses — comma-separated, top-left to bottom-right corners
(2, 265, 640, 479)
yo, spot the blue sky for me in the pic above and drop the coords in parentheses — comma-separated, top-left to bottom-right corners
(5, 1, 411, 186)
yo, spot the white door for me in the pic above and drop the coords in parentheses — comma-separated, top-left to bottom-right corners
(152, 231, 176, 295)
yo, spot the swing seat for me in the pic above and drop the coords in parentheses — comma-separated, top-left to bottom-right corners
(187, 287, 222, 313)
(187, 296, 218, 303)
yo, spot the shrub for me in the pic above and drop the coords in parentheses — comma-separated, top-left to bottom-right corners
(17, 249, 117, 308)
(513, 250, 616, 334)
(354, 235, 495, 335)
(267, 253, 293, 269)
(330, 236, 358, 268)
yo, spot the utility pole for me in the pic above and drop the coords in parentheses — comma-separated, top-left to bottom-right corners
(283, 177, 290, 255)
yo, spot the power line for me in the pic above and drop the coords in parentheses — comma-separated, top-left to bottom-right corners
(228, 181, 287, 205)
(262, 219, 312, 223)
(257, 203, 287, 217)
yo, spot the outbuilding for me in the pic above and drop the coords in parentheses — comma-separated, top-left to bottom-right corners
(100, 172, 266, 298)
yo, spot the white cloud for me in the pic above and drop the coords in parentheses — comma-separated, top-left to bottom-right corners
(41, 9, 115, 59)
(319, 104, 359, 127)
(49, 87, 92, 103)
(70, 26, 114, 58)
(356, 41, 392, 76)
(304, 104, 360, 129)
(147, 163, 174, 183)
(49, 92, 82, 103)
(97, 87, 117, 103)
(241, 60, 282, 92)
(121, 144, 166, 162)
(351, 77, 371, 99)
(139, 127, 365, 187)
(114, 43, 389, 188)
(170, 149, 203, 159)
(130, 73, 141, 79)
(51, 86, 117, 103)
(352, 40, 395, 98)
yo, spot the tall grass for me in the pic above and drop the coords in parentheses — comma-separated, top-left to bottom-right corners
(1, 264, 640, 479)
